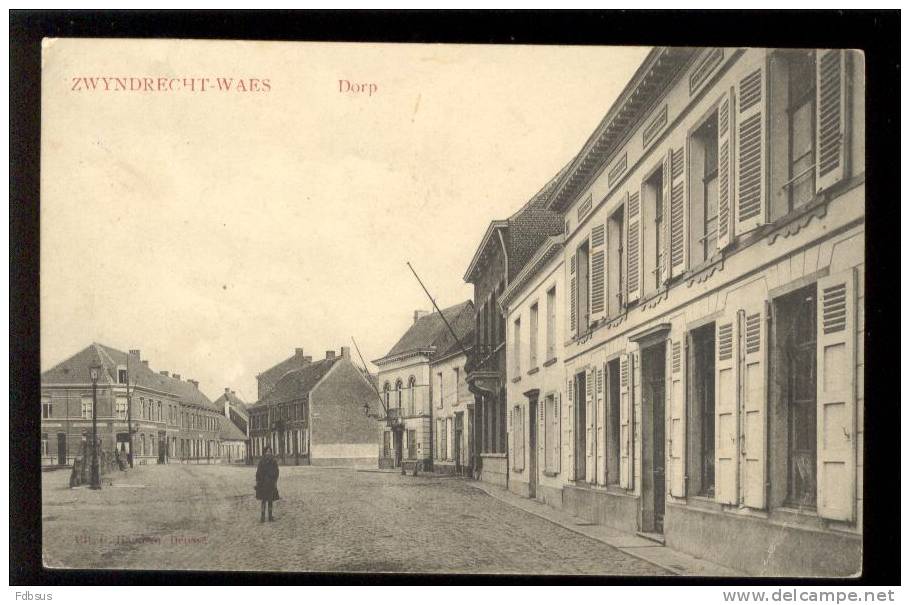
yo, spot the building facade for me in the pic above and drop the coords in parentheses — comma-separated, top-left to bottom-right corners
(463, 178, 565, 486)
(256, 347, 313, 401)
(504, 47, 864, 577)
(500, 235, 566, 505)
(373, 303, 473, 472)
(248, 348, 378, 467)
(41, 344, 225, 467)
(430, 346, 473, 476)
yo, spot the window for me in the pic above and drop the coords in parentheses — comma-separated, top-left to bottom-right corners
(688, 324, 716, 496)
(41, 433, 49, 456)
(382, 431, 391, 458)
(42, 399, 53, 419)
(407, 429, 417, 459)
(607, 208, 625, 317)
(606, 360, 621, 484)
(575, 241, 590, 333)
(544, 393, 560, 474)
(408, 376, 416, 416)
(511, 405, 524, 472)
(642, 167, 665, 296)
(446, 417, 452, 460)
(118, 368, 128, 384)
(689, 112, 720, 266)
(395, 379, 403, 410)
(81, 397, 92, 419)
(546, 287, 557, 361)
(452, 368, 460, 405)
(512, 317, 522, 376)
(529, 303, 539, 369)
(115, 397, 127, 420)
(771, 284, 818, 509)
(157, 401, 162, 422)
(441, 417, 448, 460)
(383, 382, 390, 408)
(437, 373, 444, 409)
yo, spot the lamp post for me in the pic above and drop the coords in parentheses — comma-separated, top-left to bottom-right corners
(89, 364, 102, 490)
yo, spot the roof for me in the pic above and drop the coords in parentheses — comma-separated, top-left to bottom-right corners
(213, 390, 249, 414)
(464, 170, 566, 283)
(499, 235, 564, 309)
(257, 351, 311, 384)
(252, 357, 339, 408)
(375, 300, 474, 364)
(41, 343, 218, 411)
(219, 418, 248, 441)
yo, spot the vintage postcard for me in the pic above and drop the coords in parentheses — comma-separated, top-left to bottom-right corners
(39, 38, 865, 577)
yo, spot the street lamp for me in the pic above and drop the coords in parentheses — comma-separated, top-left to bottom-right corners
(89, 364, 102, 490)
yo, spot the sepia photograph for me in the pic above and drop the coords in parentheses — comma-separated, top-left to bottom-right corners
(11, 10, 896, 587)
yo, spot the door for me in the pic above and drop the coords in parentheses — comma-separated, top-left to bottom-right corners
(57, 433, 66, 466)
(574, 372, 587, 481)
(641, 342, 667, 534)
(393, 430, 403, 467)
(158, 432, 166, 464)
(528, 396, 538, 498)
(454, 412, 463, 474)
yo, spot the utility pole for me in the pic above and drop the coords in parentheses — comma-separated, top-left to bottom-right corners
(126, 355, 134, 468)
(406, 262, 472, 360)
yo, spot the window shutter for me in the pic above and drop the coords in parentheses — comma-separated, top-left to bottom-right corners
(565, 378, 575, 480)
(539, 398, 546, 470)
(590, 224, 606, 318)
(595, 365, 606, 486)
(668, 145, 687, 278)
(741, 304, 768, 509)
(569, 253, 577, 334)
(667, 335, 687, 498)
(734, 64, 768, 236)
(816, 49, 847, 193)
(619, 353, 632, 489)
(625, 191, 642, 303)
(507, 408, 513, 468)
(816, 269, 856, 522)
(716, 89, 735, 250)
(659, 154, 671, 285)
(715, 315, 740, 505)
(554, 393, 562, 474)
(585, 367, 596, 484)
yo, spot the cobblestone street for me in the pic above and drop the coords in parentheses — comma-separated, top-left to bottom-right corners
(42, 464, 669, 575)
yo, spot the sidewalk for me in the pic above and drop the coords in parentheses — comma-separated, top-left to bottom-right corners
(467, 480, 739, 577)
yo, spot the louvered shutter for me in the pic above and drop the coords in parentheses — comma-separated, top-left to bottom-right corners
(538, 398, 546, 472)
(569, 253, 577, 334)
(659, 154, 671, 285)
(590, 224, 606, 319)
(668, 145, 687, 278)
(734, 64, 768, 235)
(565, 378, 574, 480)
(625, 192, 642, 303)
(816, 269, 856, 522)
(507, 408, 513, 469)
(667, 335, 687, 498)
(553, 393, 561, 474)
(585, 367, 595, 483)
(715, 315, 740, 504)
(816, 49, 847, 193)
(619, 353, 633, 489)
(716, 89, 735, 250)
(741, 305, 768, 509)
(595, 365, 606, 485)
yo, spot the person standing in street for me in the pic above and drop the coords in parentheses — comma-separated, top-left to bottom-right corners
(255, 445, 280, 522)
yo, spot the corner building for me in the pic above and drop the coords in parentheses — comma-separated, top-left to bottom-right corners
(508, 47, 864, 576)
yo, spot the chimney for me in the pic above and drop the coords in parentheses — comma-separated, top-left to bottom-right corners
(129, 349, 141, 359)
(141, 360, 149, 367)
(160, 371, 169, 377)
(188, 379, 199, 389)
(225, 387, 231, 396)
(340, 346, 350, 360)
(325, 350, 336, 360)
(295, 348, 304, 358)
(173, 374, 181, 381)
(414, 310, 430, 324)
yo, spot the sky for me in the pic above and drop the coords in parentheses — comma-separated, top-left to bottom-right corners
(41, 39, 650, 403)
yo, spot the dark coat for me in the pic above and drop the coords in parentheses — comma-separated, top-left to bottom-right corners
(255, 455, 280, 501)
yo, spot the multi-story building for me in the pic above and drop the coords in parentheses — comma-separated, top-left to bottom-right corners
(430, 340, 474, 476)
(505, 47, 864, 577)
(500, 234, 565, 504)
(248, 348, 378, 467)
(41, 344, 224, 466)
(373, 302, 474, 472)
(214, 388, 250, 463)
(463, 177, 565, 486)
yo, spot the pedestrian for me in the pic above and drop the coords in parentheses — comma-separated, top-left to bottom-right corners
(255, 445, 280, 522)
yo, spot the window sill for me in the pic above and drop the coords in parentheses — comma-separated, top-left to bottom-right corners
(527, 366, 540, 376)
(542, 357, 558, 368)
(542, 470, 559, 477)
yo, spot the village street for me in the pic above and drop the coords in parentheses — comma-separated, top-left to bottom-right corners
(42, 464, 669, 575)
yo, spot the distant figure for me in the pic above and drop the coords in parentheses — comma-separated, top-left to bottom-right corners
(255, 445, 280, 522)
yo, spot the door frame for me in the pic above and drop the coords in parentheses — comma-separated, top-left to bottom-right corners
(639, 339, 667, 534)
(525, 390, 540, 499)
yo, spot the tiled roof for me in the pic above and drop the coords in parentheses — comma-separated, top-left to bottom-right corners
(218, 418, 248, 441)
(254, 357, 338, 407)
(41, 343, 218, 411)
(257, 351, 311, 383)
(213, 390, 249, 414)
(376, 300, 474, 363)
